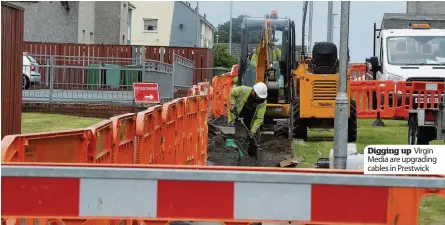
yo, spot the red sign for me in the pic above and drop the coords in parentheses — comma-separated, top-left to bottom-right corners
(133, 82, 160, 103)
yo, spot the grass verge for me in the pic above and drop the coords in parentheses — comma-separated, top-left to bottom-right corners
(291, 118, 444, 225)
(22, 113, 102, 134)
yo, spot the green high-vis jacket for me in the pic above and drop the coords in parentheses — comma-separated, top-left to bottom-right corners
(251, 52, 258, 65)
(232, 76, 238, 87)
(228, 86, 267, 136)
(273, 48, 281, 61)
(250, 48, 281, 64)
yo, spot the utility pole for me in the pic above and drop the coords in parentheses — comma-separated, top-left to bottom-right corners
(308, 1, 313, 56)
(196, 1, 200, 47)
(229, 1, 233, 54)
(327, 1, 333, 42)
(333, 1, 350, 170)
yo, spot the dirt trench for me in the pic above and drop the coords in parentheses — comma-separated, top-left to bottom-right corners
(207, 133, 293, 167)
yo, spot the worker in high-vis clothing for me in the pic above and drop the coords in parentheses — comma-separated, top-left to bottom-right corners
(250, 48, 258, 66)
(228, 82, 268, 139)
(232, 76, 238, 87)
(272, 45, 281, 61)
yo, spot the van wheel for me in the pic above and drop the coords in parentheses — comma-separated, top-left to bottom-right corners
(22, 75, 30, 90)
(408, 115, 430, 145)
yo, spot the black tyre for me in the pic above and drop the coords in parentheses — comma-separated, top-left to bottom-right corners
(348, 100, 358, 142)
(408, 116, 416, 145)
(291, 99, 307, 140)
(22, 75, 30, 90)
(274, 121, 289, 138)
(408, 115, 430, 145)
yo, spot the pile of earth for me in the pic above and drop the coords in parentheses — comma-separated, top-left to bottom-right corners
(207, 133, 293, 167)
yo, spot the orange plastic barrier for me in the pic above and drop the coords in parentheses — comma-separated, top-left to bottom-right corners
(187, 84, 200, 97)
(350, 80, 445, 120)
(351, 80, 396, 119)
(110, 113, 137, 164)
(184, 96, 199, 165)
(394, 81, 445, 119)
(161, 101, 177, 165)
(197, 95, 209, 165)
(211, 74, 235, 119)
(88, 120, 114, 163)
(197, 81, 213, 106)
(1, 129, 92, 163)
(349, 64, 367, 80)
(135, 105, 163, 164)
(173, 98, 186, 165)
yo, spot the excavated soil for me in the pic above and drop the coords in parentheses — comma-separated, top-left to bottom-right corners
(207, 133, 293, 167)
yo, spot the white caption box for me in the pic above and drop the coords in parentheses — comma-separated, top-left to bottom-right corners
(364, 145, 445, 175)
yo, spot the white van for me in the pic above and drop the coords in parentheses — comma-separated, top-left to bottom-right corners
(376, 28, 445, 82)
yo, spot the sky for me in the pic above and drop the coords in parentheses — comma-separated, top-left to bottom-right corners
(190, 1, 406, 63)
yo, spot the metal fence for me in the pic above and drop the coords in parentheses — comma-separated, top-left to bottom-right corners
(173, 54, 194, 90)
(22, 53, 194, 105)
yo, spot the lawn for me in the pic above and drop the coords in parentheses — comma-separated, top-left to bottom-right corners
(22, 113, 102, 133)
(292, 118, 444, 225)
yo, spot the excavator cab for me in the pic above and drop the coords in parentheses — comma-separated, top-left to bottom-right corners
(237, 11, 296, 130)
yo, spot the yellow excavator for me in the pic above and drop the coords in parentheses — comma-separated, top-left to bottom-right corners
(237, 10, 296, 132)
(237, 2, 357, 142)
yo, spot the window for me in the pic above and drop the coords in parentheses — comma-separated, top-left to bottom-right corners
(144, 19, 158, 32)
(386, 36, 445, 65)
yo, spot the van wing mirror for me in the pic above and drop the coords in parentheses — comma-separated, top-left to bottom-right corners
(366, 56, 380, 72)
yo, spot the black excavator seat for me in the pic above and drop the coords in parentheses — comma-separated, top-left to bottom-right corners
(311, 42, 338, 74)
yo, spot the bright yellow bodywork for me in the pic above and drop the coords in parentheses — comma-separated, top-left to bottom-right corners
(295, 62, 351, 119)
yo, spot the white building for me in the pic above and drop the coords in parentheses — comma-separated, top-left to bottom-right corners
(130, 1, 216, 48)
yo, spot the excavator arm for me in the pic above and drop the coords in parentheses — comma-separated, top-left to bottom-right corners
(255, 18, 274, 84)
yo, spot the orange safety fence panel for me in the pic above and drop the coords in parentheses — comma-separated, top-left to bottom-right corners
(211, 75, 234, 119)
(88, 120, 114, 163)
(173, 98, 186, 165)
(394, 81, 445, 119)
(135, 105, 163, 164)
(198, 95, 209, 165)
(351, 80, 396, 119)
(184, 96, 199, 165)
(187, 84, 199, 97)
(1, 129, 91, 163)
(387, 177, 445, 225)
(161, 101, 177, 165)
(197, 81, 213, 99)
(110, 113, 137, 164)
(349, 64, 368, 80)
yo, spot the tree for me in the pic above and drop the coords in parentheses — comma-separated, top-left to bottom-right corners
(214, 15, 260, 44)
(213, 45, 238, 68)
(215, 15, 280, 44)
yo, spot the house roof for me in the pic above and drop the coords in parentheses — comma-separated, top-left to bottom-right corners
(128, 1, 136, 10)
(180, 1, 217, 32)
